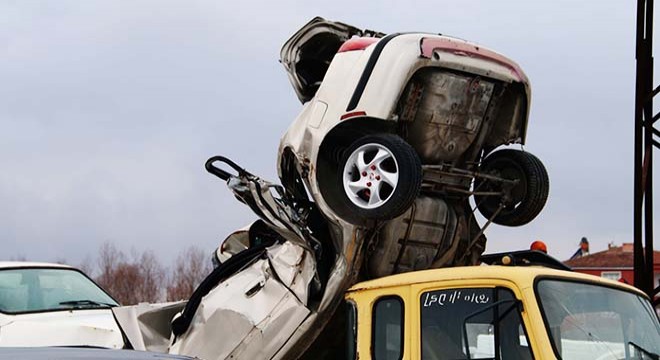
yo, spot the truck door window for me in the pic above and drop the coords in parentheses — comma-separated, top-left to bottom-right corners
(373, 296, 404, 360)
(420, 287, 533, 360)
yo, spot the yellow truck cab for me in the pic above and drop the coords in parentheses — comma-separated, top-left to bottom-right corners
(344, 251, 660, 360)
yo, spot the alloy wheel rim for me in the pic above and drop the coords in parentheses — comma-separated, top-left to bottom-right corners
(343, 143, 399, 209)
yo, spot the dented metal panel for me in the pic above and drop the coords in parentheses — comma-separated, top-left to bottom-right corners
(267, 242, 315, 303)
(112, 302, 185, 353)
(168, 243, 315, 359)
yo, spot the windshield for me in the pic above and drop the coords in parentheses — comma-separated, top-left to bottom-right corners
(0, 268, 118, 314)
(536, 279, 660, 360)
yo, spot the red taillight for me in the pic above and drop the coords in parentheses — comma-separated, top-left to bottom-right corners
(338, 37, 379, 53)
(340, 111, 367, 120)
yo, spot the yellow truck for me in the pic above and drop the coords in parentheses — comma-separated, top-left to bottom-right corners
(339, 253, 660, 360)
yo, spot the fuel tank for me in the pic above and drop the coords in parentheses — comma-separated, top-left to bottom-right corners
(367, 195, 458, 278)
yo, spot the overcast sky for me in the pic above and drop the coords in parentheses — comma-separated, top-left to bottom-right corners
(1, 1, 658, 267)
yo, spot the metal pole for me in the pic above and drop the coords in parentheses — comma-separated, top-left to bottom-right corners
(634, 0, 655, 297)
(643, 0, 655, 295)
(634, 0, 646, 292)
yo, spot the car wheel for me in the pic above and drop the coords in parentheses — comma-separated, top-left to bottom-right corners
(334, 134, 422, 224)
(474, 149, 549, 226)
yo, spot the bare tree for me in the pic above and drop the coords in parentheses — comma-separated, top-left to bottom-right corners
(110, 263, 142, 305)
(95, 242, 166, 305)
(166, 246, 212, 301)
(77, 255, 95, 277)
(135, 250, 165, 303)
(96, 242, 124, 296)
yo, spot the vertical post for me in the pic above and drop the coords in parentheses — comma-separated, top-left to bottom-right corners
(643, 0, 655, 295)
(634, 0, 645, 290)
(634, 0, 655, 297)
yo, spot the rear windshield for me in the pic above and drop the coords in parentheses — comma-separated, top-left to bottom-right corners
(0, 268, 117, 314)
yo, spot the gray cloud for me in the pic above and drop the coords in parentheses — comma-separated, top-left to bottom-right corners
(0, 0, 656, 265)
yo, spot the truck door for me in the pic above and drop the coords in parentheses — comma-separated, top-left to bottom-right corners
(345, 288, 410, 360)
(413, 285, 534, 360)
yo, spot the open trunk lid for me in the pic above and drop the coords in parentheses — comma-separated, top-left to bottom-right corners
(280, 16, 382, 103)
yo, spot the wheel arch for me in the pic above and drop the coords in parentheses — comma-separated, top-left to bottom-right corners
(316, 117, 397, 203)
(279, 146, 310, 201)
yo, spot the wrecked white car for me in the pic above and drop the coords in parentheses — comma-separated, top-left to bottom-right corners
(0, 262, 123, 348)
(112, 17, 549, 359)
(278, 17, 548, 278)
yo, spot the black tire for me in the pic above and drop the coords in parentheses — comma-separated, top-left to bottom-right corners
(474, 149, 549, 226)
(333, 134, 422, 224)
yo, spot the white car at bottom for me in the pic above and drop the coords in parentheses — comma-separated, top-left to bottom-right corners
(0, 262, 123, 348)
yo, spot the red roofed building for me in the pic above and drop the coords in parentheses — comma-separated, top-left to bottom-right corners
(564, 243, 660, 285)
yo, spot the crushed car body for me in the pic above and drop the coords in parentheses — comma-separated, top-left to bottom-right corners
(114, 158, 370, 359)
(112, 17, 550, 359)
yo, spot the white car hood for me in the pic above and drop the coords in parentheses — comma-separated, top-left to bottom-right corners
(0, 309, 124, 348)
